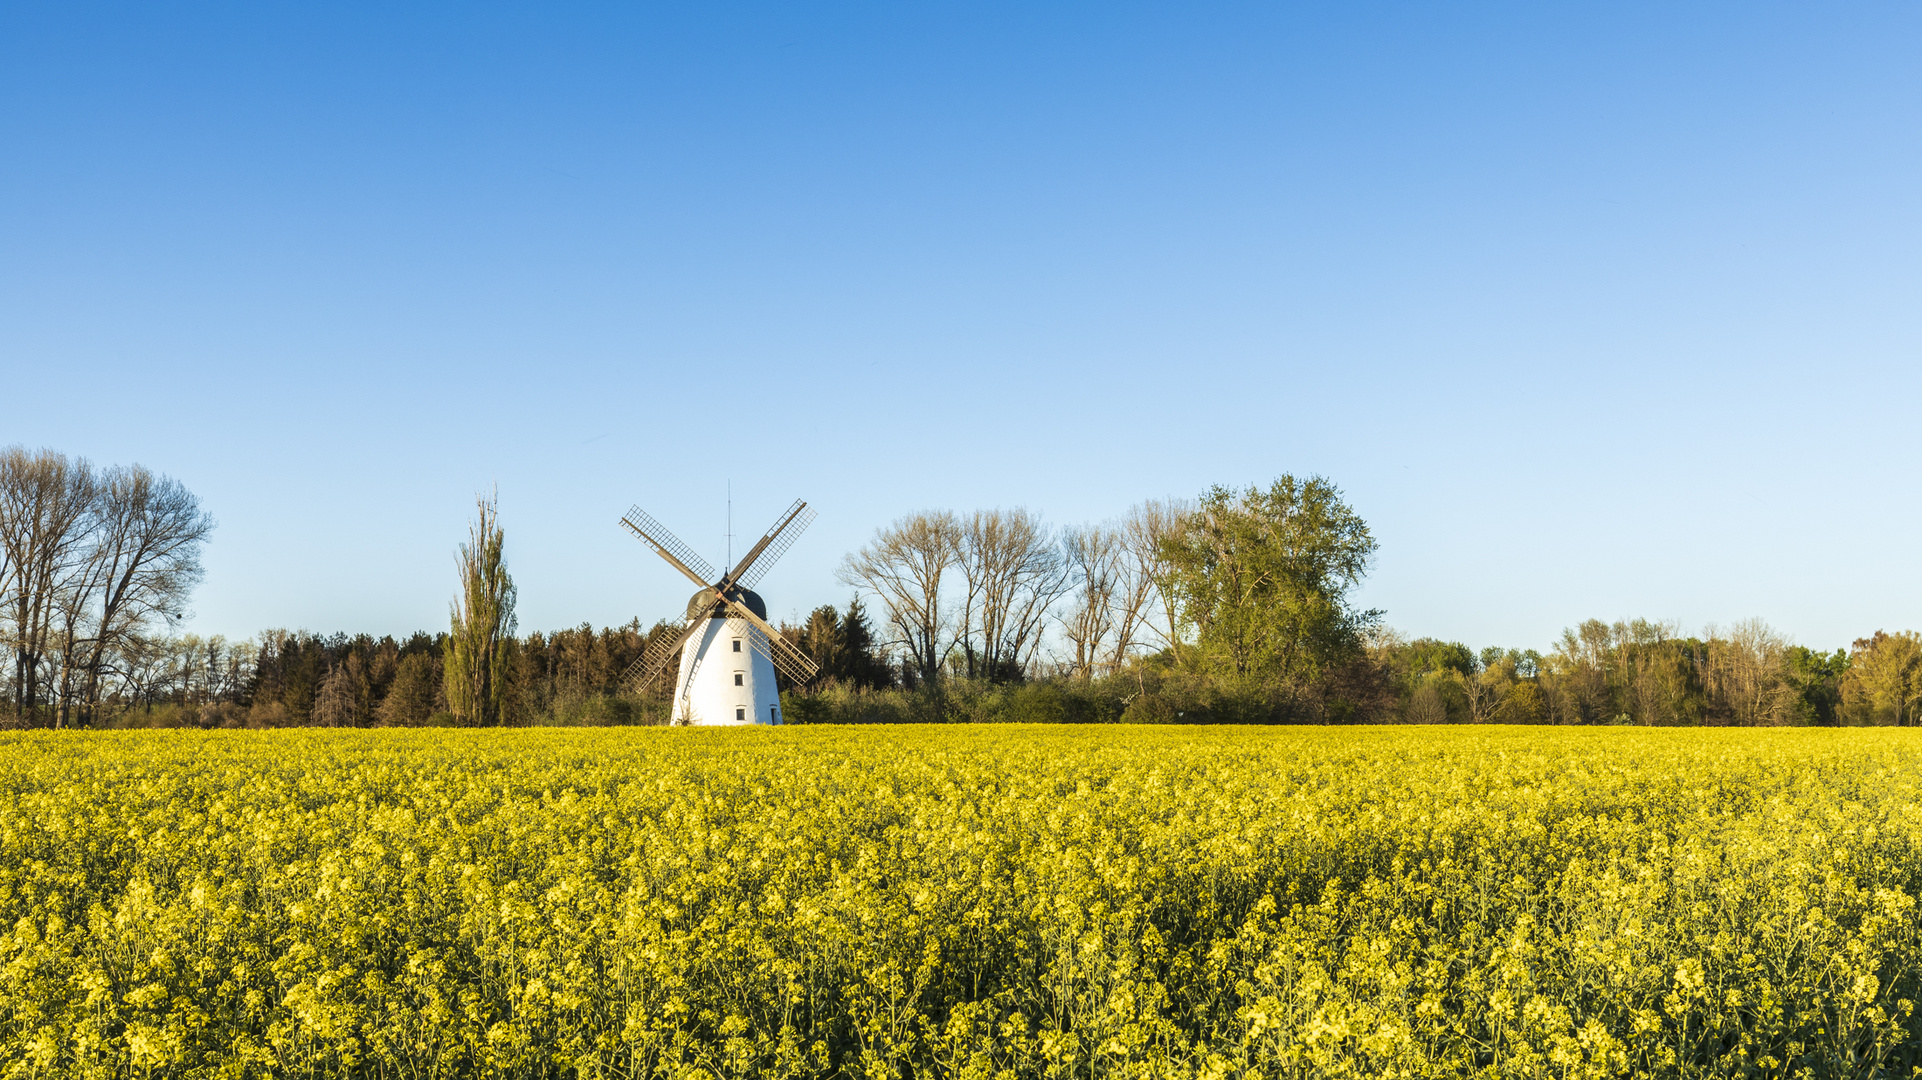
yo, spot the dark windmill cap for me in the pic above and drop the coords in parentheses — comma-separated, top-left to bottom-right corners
(687, 585, 766, 621)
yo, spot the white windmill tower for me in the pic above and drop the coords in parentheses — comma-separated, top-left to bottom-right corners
(619, 499, 820, 725)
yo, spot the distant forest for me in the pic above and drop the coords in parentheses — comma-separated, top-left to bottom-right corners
(5, 446, 1919, 728)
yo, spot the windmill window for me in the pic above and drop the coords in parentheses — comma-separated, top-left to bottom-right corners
(735, 707, 746, 721)
(732, 639, 741, 652)
(734, 672, 744, 686)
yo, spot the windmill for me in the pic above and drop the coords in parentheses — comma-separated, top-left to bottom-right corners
(620, 499, 820, 725)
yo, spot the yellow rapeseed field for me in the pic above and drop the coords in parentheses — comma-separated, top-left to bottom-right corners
(2, 726, 1919, 1079)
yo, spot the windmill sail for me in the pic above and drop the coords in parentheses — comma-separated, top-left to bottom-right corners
(738, 502, 817, 590)
(622, 617, 702, 691)
(620, 506, 718, 586)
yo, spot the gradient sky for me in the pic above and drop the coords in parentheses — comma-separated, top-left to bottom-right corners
(3, 1, 1917, 654)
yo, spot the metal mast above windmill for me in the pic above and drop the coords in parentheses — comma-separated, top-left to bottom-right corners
(619, 498, 820, 725)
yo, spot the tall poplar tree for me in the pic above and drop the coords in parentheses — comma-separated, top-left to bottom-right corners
(445, 491, 516, 725)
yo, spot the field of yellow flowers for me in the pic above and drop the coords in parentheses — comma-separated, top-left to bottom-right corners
(3, 726, 1920, 1079)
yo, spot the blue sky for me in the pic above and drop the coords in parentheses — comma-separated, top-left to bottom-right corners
(2, 1, 1917, 653)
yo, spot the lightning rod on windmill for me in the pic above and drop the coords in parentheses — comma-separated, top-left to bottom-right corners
(618, 498, 820, 725)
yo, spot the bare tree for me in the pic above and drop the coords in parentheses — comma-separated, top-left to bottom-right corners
(954, 509, 1071, 681)
(1705, 618, 1795, 726)
(1406, 678, 1449, 724)
(51, 566, 94, 727)
(72, 465, 214, 726)
(0, 447, 97, 723)
(114, 632, 173, 718)
(1120, 498, 1191, 661)
(194, 635, 254, 705)
(313, 660, 362, 727)
(1059, 524, 1121, 678)
(837, 511, 960, 686)
(1455, 664, 1503, 724)
(0, 450, 217, 727)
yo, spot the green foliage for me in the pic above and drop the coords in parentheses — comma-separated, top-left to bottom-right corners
(238, 630, 442, 727)
(782, 676, 1124, 725)
(1353, 618, 1899, 728)
(378, 650, 441, 726)
(939, 676, 1124, 724)
(794, 599, 895, 691)
(1159, 476, 1380, 716)
(1407, 639, 1476, 680)
(1844, 632, 1922, 726)
(513, 620, 669, 725)
(1496, 677, 1547, 723)
(5, 727, 1922, 1077)
(540, 692, 665, 727)
(1788, 646, 1849, 725)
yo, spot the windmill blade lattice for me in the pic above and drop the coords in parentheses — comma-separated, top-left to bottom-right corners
(622, 618, 702, 691)
(620, 506, 718, 587)
(738, 502, 817, 590)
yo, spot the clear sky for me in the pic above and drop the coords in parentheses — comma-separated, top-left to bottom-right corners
(3, 1, 1917, 653)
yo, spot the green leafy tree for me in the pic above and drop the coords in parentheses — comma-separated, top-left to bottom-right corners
(1786, 646, 1848, 725)
(1406, 639, 1475, 679)
(1161, 475, 1380, 716)
(1495, 678, 1547, 723)
(1843, 631, 1922, 726)
(444, 492, 516, 726)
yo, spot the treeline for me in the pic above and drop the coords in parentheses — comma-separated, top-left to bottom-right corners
(14, 454, 1919, 729)
(785, 614, 1919, 727)
(87, 603, 895, 729)
(1368, 619, 1914, 727)
(90, 610, 1920, 729)
(147, 625, 662, 729)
